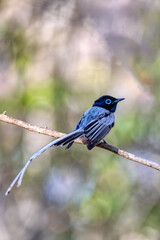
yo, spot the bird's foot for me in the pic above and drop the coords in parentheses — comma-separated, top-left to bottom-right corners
(103, 139, 107, 144)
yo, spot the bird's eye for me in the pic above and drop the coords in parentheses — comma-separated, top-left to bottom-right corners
(105, 99, 112, 104)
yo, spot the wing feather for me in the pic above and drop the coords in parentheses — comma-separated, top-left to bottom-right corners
(84, 114, 114, 150)
(85, 122, 102, 137)
(89, 124, 107, 141)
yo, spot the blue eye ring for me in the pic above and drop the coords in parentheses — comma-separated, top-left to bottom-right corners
(105, 99, 112, 104)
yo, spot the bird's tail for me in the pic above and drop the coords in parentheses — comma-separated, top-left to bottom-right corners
(5, 129, 84, 195)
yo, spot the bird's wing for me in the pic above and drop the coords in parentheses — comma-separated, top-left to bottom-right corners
(84, 114, 114, 150)
(66, 111, 109, 149)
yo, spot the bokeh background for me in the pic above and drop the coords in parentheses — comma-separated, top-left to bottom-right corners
(0, 0, 160, 239)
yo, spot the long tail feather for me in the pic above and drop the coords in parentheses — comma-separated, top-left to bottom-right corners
(5, 129, 84, 195)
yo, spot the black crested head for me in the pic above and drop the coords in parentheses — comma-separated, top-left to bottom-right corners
(93, 95, 125, 112)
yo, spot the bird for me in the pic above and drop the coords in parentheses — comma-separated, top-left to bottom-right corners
(5, 95, 124, 195)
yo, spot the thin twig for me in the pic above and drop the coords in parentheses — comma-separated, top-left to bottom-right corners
(0, 113, 160, 173)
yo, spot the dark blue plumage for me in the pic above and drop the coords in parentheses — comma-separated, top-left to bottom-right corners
(5, 95, 124, 195)
(66, 95, 124, 150)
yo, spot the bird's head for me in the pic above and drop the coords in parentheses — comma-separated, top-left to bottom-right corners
(93, 95, 125, 112)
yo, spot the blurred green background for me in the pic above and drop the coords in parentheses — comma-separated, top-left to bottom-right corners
(0, 1, 160, 239)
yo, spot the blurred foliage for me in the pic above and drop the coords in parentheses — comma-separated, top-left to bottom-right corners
(1, 26, 34, 71)
(0, 1, 160, 240)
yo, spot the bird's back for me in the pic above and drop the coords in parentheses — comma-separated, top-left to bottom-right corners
(76, 107, 113, 130)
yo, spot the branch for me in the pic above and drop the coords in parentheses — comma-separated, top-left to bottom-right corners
(0, 113, 160, 171)
(0, 112, 160, 192)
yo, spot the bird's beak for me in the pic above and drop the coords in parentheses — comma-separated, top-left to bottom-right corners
(114, 98, 125, 103)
